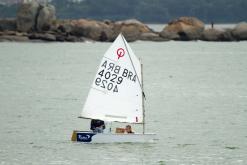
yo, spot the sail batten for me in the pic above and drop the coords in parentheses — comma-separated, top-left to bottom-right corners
(81, 34, 143, 123)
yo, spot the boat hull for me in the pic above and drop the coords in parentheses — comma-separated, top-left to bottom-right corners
(71, 130, 156, 143)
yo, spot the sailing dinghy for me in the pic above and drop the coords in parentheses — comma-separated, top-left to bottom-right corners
(71, 34, 156, 143)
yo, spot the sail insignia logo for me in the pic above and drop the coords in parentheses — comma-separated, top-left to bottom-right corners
(116, 48, 125, 59)
(78, 134, 90, 140)
(77, 133, 95, 142)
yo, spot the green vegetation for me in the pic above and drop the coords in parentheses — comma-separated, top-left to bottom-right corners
(1, 0, 247, 23)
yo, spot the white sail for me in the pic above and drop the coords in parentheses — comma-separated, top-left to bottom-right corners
(81, 34, 143, 123)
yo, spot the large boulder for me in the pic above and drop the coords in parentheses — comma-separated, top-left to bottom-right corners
(70, 19, 113, 41)
(112, 19, 152, 42)
(201, 29, 223, 41)
(0, 19, 17, 31)
(232, 22, 247, 40)
(37, 4, 56, 31)
(16, 1, 41, 32)
(201, 28, 234, 41)
(160, 17, 205, 40)
(219, 29, 235, 41)
(57, 20, 72, 33)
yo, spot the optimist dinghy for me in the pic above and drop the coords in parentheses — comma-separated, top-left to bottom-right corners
(71, 34, 156, 143)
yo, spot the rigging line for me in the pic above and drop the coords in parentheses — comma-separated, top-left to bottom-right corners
(120, 34, 146, 99)
(120, 34, 145, 91)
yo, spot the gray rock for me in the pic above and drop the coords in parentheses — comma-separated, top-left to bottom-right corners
(66, 35, 86, 42)
(65, 35, 78, 42)
(0, 35, 29, 42)
(16, 1, 41, 32)
(0, 19, 17, 31)
(140, 32, 169, 41)
(0, 31, 27, 36)
(55, 34, 67, 42)
(159, 30, 180, 40)
(28, 33, 56, 41)
(232, 22, 247, 40)
(37, 4, 56, 31)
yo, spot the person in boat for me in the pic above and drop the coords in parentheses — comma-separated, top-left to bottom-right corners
(90, 119, 105, 133)
(125, 125, 134, 134)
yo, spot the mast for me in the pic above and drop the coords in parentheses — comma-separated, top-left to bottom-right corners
(141, 60, 145, 134)
(121, 34, 146, 130)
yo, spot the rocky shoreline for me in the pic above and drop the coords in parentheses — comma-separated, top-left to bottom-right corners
(0, 1, 247, 42)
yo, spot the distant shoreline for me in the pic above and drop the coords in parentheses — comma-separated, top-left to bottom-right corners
(0, 2, 247, 42)
(1, 18, 246, 42)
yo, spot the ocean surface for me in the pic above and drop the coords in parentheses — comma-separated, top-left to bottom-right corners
(0, 39, 247, 165)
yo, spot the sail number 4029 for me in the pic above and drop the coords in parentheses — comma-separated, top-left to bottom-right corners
(95, 69, 123, 93)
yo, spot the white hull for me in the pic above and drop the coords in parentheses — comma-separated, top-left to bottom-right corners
(71, 131, 156, 143)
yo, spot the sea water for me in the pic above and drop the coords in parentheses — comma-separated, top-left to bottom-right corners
(0, 40, 247, 165)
